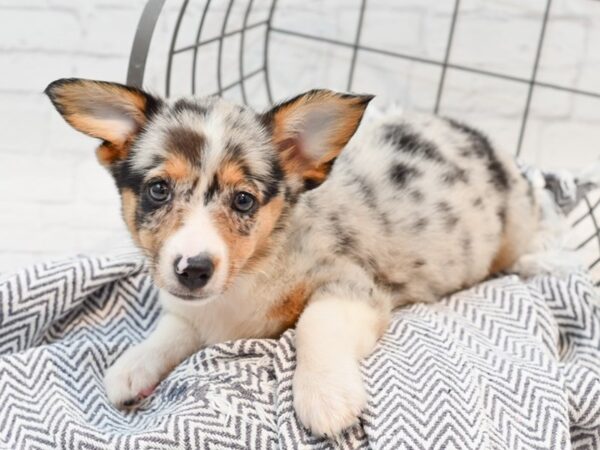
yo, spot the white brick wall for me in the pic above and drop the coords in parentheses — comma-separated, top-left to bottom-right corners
(0, 0, 149, 271)
(1, 0, 599, 272)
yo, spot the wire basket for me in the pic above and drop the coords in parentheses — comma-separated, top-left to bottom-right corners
(127, 0, 600, 284)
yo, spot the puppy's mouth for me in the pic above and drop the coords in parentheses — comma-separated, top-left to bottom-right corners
(164, 287, 217, 303)
(166, 289, 209, 301)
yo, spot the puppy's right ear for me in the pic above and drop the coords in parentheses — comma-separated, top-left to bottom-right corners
(44, 78, 161, 166)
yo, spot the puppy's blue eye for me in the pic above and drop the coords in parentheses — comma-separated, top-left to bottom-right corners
(147, 180, 170, 203)
(232, 191, 256, 213)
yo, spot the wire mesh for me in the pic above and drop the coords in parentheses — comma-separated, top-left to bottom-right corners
(128, 0, 600, 283)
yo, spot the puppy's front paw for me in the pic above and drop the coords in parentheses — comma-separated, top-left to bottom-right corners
(104, 343, 169, 408)
(293, 360, 366, 437)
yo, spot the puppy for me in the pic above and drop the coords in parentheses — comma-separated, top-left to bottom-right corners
(46, 78, 543, 437)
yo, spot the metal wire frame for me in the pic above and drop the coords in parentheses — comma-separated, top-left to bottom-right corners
(149, 0, 600, 111)
(161, 0, 278, 102)
(127, 0, 600, 282)
(127, 0, 165, 87)
(574, 196, 600, 281)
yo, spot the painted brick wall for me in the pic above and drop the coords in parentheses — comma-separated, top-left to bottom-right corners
(1, 0, 599, 272)
(0, 0, 147, 271)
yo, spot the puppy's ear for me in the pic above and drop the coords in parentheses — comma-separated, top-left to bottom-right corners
(262, 89, 373, 189)
(44, 78, 161, 166)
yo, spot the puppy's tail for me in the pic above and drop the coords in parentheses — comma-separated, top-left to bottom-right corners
(544, 162, 600, 215)
(521, 160, 600, 216)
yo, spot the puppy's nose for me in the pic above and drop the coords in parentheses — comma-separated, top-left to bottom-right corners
(174, 254, 214, 290)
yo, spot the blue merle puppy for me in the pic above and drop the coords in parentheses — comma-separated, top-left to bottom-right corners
(45, 78, 551, 437)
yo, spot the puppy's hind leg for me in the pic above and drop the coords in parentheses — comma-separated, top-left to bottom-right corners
(293, 280, 391, 437)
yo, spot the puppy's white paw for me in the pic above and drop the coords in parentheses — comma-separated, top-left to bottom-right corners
(104, 343, 169, 407)
(293, 360, 366, 437)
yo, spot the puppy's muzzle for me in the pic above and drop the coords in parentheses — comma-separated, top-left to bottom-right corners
(174, 254, 214, 290)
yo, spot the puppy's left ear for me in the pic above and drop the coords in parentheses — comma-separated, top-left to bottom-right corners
(262, 89, 373, 189)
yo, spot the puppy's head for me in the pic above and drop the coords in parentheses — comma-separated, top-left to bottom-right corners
(45, 78, 371, 302)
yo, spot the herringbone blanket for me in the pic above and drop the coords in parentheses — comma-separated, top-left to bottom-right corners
(0, 255, 599, 449)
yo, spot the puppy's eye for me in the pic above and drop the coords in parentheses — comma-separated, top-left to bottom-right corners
(232, 191, 256, 213)
(147, 180, 171, 203)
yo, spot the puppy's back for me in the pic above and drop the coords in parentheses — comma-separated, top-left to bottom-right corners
(299, 112, 538, 305)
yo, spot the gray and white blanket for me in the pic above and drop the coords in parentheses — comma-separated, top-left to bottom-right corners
(0, 254, 599, 449)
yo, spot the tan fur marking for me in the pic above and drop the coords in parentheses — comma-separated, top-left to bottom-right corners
(268, 283, 311, 329)
(257, 195, 285, 236)
(247, 195, 286, 265)
(212, 194, 286, 283)
(490, 234, 519, 274)
(219, 162, 246, 186)
(96, 142, 129, 167)
(302, 166, 328, 185)
(164, 155, 192, 181)
(490, 181, 540, 275)
(121, 189, 139, 240)
(210, 206, 254, 280)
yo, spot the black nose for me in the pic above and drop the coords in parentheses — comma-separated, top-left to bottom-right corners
(174, 254, 214, 290)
